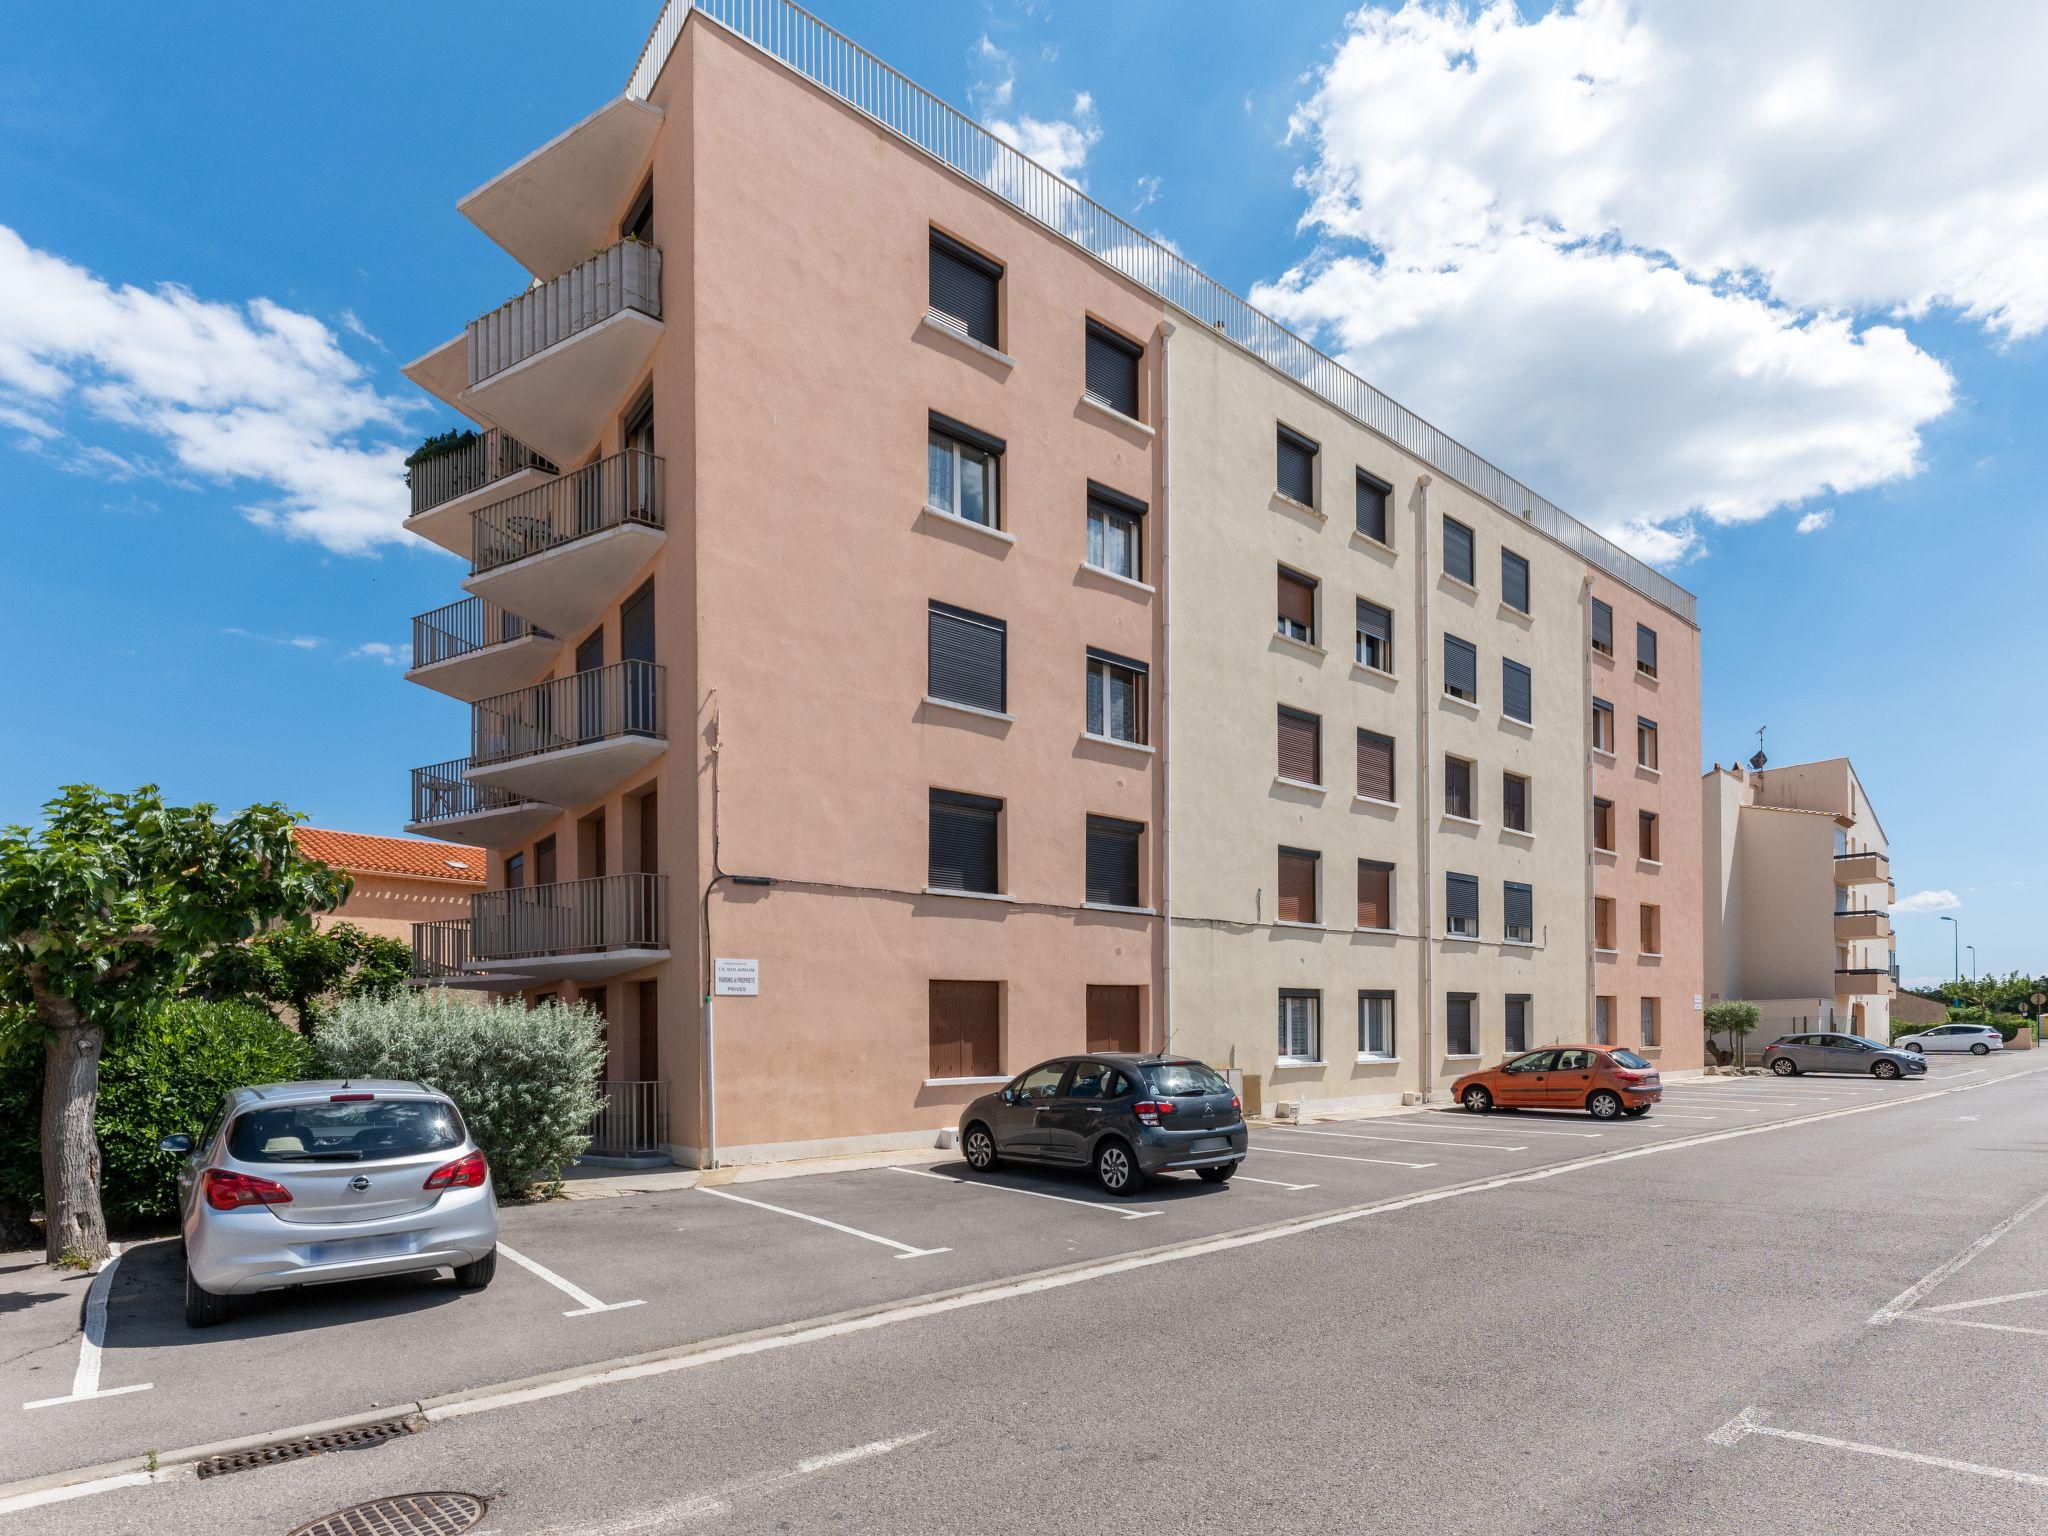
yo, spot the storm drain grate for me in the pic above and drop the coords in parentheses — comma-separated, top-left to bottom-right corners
(195, 1415, 422, 1480)
(287, 1492, 487, 1536)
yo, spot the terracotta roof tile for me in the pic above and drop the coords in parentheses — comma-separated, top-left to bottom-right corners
(293, 827, 488, 885)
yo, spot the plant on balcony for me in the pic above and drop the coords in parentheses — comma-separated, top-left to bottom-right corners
(404, 427, 479, 469)
(189, 920, 410, 1034)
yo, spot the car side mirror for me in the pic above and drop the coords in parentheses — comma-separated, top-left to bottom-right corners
(1000, 1089, 1017, 1105)
(159, 1133, 192, 1155)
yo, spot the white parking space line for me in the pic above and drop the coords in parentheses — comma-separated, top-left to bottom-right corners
(1918, 1286, 2048, 1315)
(1249, 1143, 1437, 1170)
(498, 1242, 647, 1318)
(22, 1245, 153, 1412)
(698, 1186, 950, 1259)
(1263, 1126, 1527, 1152)
(1898, 1313, 2048, 1339)
(885, 1164, 1161, 1220)
(1643, 1112, 1719, 1121)
(1233, 1174, 1319, 1191)
(1869, 1187, 2048, 1326)
(1421, 1115, 1603, 1138)
(1709, 1405, 2048, 1488)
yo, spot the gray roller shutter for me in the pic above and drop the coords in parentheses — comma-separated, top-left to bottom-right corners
(1637, 623, 1659, 674)
(1503, 658, 1533, 723)
(929, 790, 1001, 893)
(1356, 599, 1392, 667)
(1085, 815, 1142, 907)
(1446, 871, 1479, 927)
(1504, 880, 1533, 933)
(1591, 598, 1614, 653)
(1277, 426, 1318, 506)
(1084, 324, 1142, 418)
(1356, 472, 1390, 542)
(928, 601, 1006, 714)
(1444, 635, 1478, 700)
(1505, 995, 1529, 1053)
(1446, 993, 1475, 1054)
(929, 233, 1002, 347)
(1503, 772, 1528, 830)
(1443, 517, 1475, 584)
(1501, 549, 1530, 613)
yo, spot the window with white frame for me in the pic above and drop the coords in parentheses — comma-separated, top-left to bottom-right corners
(1085, 484, 1144, 580)
(1359, 991, 1396, 1057)
(1086, 649, 1147, 745)
(927, 414, 1001, 528)
(1356, 598, 1394, 673)
(1277, 990, 1321, 1062)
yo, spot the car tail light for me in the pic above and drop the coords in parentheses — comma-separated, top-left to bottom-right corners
(203, 1169, 293, 1211)
(424, 1151, 488, 1190)
(1231, 1095, 1242, 1111)
(1133, 1100, 1178, 1126)
(329, 1092, 374, 1102)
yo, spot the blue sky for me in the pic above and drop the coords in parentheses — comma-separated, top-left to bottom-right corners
(1, 1, 2041, 986)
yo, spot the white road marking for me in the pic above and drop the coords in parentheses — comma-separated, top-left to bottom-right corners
(1918, 1286, 2048, 1315)
(1420, 1115, 1604, 1138)
(698, 1186, 950, 1259)
(0, 1468, 168, 1514)
(497, 1242, 647, 1318)
(1233, 1175, 1319, 1191)
(1898, 1313, 2048, 1339)
(886, 1164, 1161, 1219)
(22, 1244, 153, 1411)
(1264, 1126, 1526, 1152)
(1640, 1112, 1718, 1121)
(1868, 1188, 2048, 1326)
(1246, 1143, 1437, 1170)
(1709, 1405, 2048, 1488)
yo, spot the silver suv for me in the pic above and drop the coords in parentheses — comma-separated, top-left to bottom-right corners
(164, 1080, 499, 1327)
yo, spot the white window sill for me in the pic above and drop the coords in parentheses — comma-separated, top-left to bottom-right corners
(1274, 920, 1329, 932)
(1500, 714, 1534, 733)
(1355, 1053, 1401, 1065)
(1439, 574, 1481, 598)
(1591, 645, 1614, 662)
(1638, 858, 1663, 871)
(1502, 826, 1535, 841)
(1274, 775, 1326, 795)
(1353, 925, 1399, 937)
(921, 312, 1016, 369)
(1440, 691, 1480, 715)
(1352, 661, 1398, 684)
(1593, 747, 1617, 762)
(924, 1075, 1008, 1088)
(921, 695, 1014, 724)
(1637, 764, 1662, 778)
(1443, 1053, 1481, 1062)
(919, 504, 1015, 545)
(1636, 667, 1660, 684)
(1082, 901, 1156, 916)
(1273, 633, 1328, 661)
(1640, 951, 1665, 960)
(923, 886, 1016, 904)
(1351, 531, 1395, 556)
(1078, 394, 1155, 436)
(1354, 795, 1400, 811)
(1445, 929, 1480, 942)
(1594, 947, 1619, 957)
(1273, 1057, 1325, 1068)
(1272, 492, 1325, 522)
(1081, 731, 1155, 757)
(1499, 602, 1532, 622)
(1503, 938, 1538, 949)
(1593, 847, 1617, 860)
(1078, 562, 1154, 595)
(1442, 813, 1482, 829)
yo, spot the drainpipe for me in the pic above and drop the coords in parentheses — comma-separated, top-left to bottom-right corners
(1158, 319, 1176, 1054)
(1580, 574, 1596, 1049)
(1413, 475, 1435, 1101)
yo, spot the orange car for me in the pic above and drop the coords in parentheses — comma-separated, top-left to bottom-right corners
(1450, 1046, 1661, 1120)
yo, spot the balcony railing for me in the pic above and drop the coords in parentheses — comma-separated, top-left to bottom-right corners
(1834, 850, 1890, 885)
(466, 239, 662, 387)
(471, 660, 665, 770)
(1835, 967, 1893, 994)
(472, 873, 667, 963)
(411, 918, 477, 980)
(410, 757, 543, 827)
(586, 1080, 671, 1157)
(407, 427, 557, 519)
(471, 450, 664, 576)
(412, 597, 553, 670)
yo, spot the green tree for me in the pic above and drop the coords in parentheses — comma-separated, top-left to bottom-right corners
(0, 786, 348, 1264)
(1705, 1001, 1762, 1068)
(191, 920, 410, 1032)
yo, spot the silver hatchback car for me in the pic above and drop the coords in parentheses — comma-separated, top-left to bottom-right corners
(163, 1080, 499, 1327)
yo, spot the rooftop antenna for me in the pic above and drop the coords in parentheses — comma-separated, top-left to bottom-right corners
(1748, 726, 1768, 772)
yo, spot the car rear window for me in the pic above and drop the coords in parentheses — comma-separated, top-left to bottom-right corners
(1141, 1061, 1230, 1096)
(1607, 1049, 1653, 1069)
(228, 1099, 464, 1163)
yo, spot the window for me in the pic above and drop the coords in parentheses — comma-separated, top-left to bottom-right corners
(1356, 471, 1390, 543)
(1503, 772, 1530, 833)
(1277, 567, 1318, 644)
(1446, 993, 1476, 1055)
(1086, 986, 1141, 1054)
(1639, 903, 1661, 955)
(1594, 996, 1613, 1046)
(928, 231, 1001, 347)
(1446, 872, 1479, 938)
(929, 789, 1001, 894)
(928, 980, 1000, 1079)
(1443, 517, 1476, 585)
(1359, 991, 1396, 1056)
(1086, 483, 1145, 580)
(1502, 659, 1533, 724)
(621, 178, 654, 242)
(1591, 598, 1614, 656)
(1086, 649, 1148, 744)
(534, 835, 557, 885)
(1014, 1061, 1066, 1102)
(1277, 990, 1321, 1062)
(1083, 322, 1142, 419)
(1357, 729, 1396, 804)
(1276, 425, 1318, 506)
(1636, 623, 1659, 678)
(1594, 897, 1615, 951)
(1503, 881, 1534, 944)
(1501, 549, 1530, 614)
(1593, 797, 1615, 852)
(1277, 706, 1322, 785)
(1084, 816, 1143, 908)
(1065, 1058, 1130, 1099)
(1444, 755, 1474, 820)
(1637, 716, 1660, 770)
(1639, 810, 1660, 862)
(504, 851, 526, 889)
(927, 601, 1006, 714)
(1640, 997, 1661, 1048)
(927, 414, 1002, 527)
(1277, 847, 1320, 924)
(1355, 598, 1394, 673)
(1505, 995, 1529, 1053)
(1444, 634, 1478, 703)
(1506, 1049, 1555, 1075)
(1357, 860, 1394, 931)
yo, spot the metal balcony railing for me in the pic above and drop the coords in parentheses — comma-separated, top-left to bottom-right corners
(411, 597, 553, 671)
(407, 427, 557, 519)
(471, 872, 667, 963)
(586, 1080, 671, 1157)
(410, 757, 543, 826)
(470, 660, 666, 770)
(466, 239, 662, 387)
(471, 449, 665, 576)
(411, 918, 477, 980)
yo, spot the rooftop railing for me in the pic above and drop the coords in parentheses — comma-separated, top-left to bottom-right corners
(471, 449, 665, 576)
(410, 756, 544, 826)
(467, 238, 662, 387)
(471, 659, 666, 770)
(626, 0, 1697, 624)
(407, 427, 557, 518)
(411, 597, 553, 671)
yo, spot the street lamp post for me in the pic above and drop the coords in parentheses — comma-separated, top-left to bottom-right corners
(1968, 945, 1977, 982)
(1941, 914, 1960, 983)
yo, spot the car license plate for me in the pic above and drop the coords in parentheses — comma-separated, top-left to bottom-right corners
(302, 1232, 418, 1264)
(1192, 1136, 1230, 1152)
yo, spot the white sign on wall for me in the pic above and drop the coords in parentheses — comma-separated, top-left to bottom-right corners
(1693, 995, 1703, 1011)
(714, 958, 759, 997)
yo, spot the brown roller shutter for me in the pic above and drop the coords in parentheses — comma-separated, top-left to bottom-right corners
(1356, 730, 1395, 802)
(1277, 569, 1316, 635)
(1357, 861, 1393, 930)
(1277, 707, 1321, 784)
(1086, 984, 1141, 1053)
(928, 980, 999, 1079)
(1277, 848, 1319, 924)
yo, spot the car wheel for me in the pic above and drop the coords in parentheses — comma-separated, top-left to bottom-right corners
(1095, 1139, 1144, 1197)
(1904, 1042, 1924, 1052)
(1873, 1060, 1901, 1080)
(453, 1249, 496, 1291)
(184, 1265, 231, 1329)
(1770, 1057, 1798, 1076)
(1587, 1090, 1623, 1120)
(1462, 1085, 1494, 1113)
(1623, 1105, 1650, 1118)
(1972, 1042, 1991, 1055)
(962, 1123, 999, 1172)
(1197, 1162, 1237, 1185)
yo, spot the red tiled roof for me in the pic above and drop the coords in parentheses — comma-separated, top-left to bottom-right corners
(292, 827, 487, 885)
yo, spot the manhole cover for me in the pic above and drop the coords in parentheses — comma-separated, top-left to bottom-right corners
(287, 1491, 487, 1536)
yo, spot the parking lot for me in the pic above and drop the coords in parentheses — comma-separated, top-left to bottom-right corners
(2, 1054, 2040, 1514)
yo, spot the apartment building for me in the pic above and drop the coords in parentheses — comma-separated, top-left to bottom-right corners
(1702, 757, 1897, 1049)
(290, 828, 484, 944)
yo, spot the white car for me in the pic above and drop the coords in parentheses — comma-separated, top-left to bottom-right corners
(1894, 1023, 2005, 1056)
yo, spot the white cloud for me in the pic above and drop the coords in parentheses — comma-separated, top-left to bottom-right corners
(223, 627, 325, 651)
(1892, 889, 1961, 914)
(1796, 508, 1835, 535)
(345, 641, 407, 667)
(1132, 174, 1162, 213)
(986, 91, 1101, 185)
(0, 225, 414, 554)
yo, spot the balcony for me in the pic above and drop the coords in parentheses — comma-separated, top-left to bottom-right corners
(1834, 910, 1891, 943)
(406, 757, 558, 849)
(410, 918, 532, 992)
(466, 660, 666, 807)
(457, 97, 664, 280)
(408, 597, 559, 703)
(469, 873, 669, 982)
(1834, 967, 1894, 998)
(462, 449, 664, 636)
(1834, 850, 1890, 886)
(404, 428, 558, 555)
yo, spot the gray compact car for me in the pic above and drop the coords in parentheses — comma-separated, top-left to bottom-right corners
(1760, 1033, 1929, 1080)
(164, 1080, 499, 1327)
(958, 1054, 1247, 1195)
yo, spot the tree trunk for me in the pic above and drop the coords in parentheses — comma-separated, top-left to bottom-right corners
(35, 986, 109, 1267)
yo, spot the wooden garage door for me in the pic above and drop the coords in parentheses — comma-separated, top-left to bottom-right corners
(1086, 985, 1141, 1054)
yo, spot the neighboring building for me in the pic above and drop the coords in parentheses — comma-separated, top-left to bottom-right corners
(1891, 992, 1948, 1030)
(1701, 757, 1896, 1050)
(291, 827, 484, 944)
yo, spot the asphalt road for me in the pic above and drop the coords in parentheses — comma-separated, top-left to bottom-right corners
(5, 1054, 2047, 1534)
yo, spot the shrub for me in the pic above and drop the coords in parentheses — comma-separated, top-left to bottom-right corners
(312, 991, 604, 1196)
